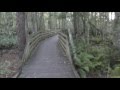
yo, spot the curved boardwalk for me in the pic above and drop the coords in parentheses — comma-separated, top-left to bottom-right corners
(19, 35, 77, 78)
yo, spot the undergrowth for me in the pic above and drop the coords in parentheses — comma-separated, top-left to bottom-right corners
(74, 36, 120, 78)
(0, 35, 17, 49)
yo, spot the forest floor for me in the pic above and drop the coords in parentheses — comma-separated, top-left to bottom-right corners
(0, 48, 22, 78)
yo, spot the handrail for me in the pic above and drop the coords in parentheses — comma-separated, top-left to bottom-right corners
(21, 30, 56, 65)
(16, 30, 61, 78)
(67, 29, 78, 61)
(58, 29, 80, 78)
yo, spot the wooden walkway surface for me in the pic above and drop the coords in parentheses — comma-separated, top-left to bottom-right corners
(19, 35, 77, 78)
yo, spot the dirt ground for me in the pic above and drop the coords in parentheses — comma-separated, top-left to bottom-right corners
(0, 49, 22, 78)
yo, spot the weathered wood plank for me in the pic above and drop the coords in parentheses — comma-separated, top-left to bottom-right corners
(59, 35, 68, 44)
(59, 32, 67, 39)
(58, 30, 80, 78)
(58, 40, 67, 56)
(22, 31, 55, 63)
(30, 33, 50, 44)
(58, 38, 67, 52)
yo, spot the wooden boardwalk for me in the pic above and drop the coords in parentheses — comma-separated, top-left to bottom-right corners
(19, 35, 77, 78)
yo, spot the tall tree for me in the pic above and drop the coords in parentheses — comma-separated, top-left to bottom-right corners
(16, 12, 26, 59)
(73, 12, 78, 38)
(73, 12, 84, 39)
(39, 12, 45, 31)
(32, 12, 38, 32)
(61, 12, 67, 30)
(113, 12, 120, 48)
(48, 12, 53, 30)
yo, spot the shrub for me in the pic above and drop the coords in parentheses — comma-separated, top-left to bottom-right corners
(110, 65, 120, 77)
(74, 39, 111, 77)
(0, 35, 17, 49)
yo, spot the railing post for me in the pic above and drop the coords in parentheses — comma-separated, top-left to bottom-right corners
(68, 29, 77, 61)
(58, 29, 80, 78)
(67, 29, 80, 78)
(66, 37, 72, 64)
(22, 40, 30, 63)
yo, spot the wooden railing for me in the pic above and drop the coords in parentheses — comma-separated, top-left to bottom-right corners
(22, 30, 56, 65)
(58, 32, 72, 63)
(14, 30, 57, 78)
(58, 29, 80, 78)
(13, 29, 60, 78)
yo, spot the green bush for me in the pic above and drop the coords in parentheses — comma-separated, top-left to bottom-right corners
(0, 61, 13, 75)
(0, 35, 17, 49)
(90, 37, 103, 44)
(110, 65, 120, 77)
(75, 52, 94, 78)
(74, 39, 111, 77)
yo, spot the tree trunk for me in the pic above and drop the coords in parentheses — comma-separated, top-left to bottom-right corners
(113, 12, 120, 48)
(39, 12, 45, 31)
(48, 12, 52, 30)
(61, 12, 67, 30)
(25, 12, 30, 42)
(16, 12, 26, 59)
(73, 12, 85, 39)
(33, 12, 38, 32)
(73, 12, 78, 39)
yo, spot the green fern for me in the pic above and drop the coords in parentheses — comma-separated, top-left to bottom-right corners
(74, 36, 112, 77)
(91, 37, 103, 44)
(75, 52, 94, 75)
(78, 69, 87, 78)
(0, 35, 17, 48)
(110, 65, 120, 77)
(77, 52, 93, 66)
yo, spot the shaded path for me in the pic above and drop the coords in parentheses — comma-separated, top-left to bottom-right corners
(19, 35, 77, 78)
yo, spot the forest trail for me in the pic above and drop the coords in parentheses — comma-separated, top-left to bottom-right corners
(19, 35, 77, 78)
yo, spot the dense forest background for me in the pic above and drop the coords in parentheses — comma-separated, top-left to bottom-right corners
(0, 12, 120, 78)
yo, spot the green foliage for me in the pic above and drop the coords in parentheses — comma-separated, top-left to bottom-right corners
(58, 12, 67, 19)
(0, 35, 17, 49)
(0, 12, 17, 49)
(110, 65, 120, 77)
(90, 37, 103, 44)
(77, 52, 93, 68)
(88, 46, 110, 73)
(0, 61, 12, 75)
(78, 69, 86, 78)
(75, 39, 88, 53)
(74, 39, 111, 77)
(0, 12, 16, 34)
(71, 12, 117, 77)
